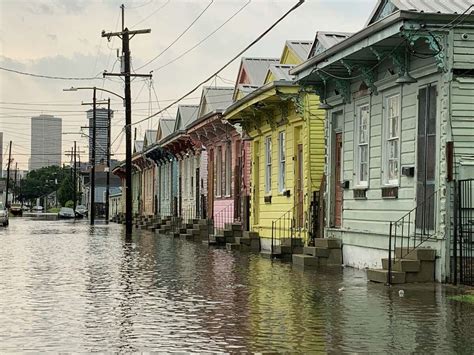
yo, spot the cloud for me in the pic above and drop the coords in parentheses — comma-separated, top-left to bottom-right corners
(46, 34, 57, 41)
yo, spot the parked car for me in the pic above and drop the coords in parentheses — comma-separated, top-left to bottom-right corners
(0, 202, 9, 227)
(32, 206, 44, 212)
(75, 205, 88, 217)
(58, 207, 75, 219)
(9, 203, 23, 217)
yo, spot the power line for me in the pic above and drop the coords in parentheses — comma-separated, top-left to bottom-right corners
(131, 0, 305, 127)
(130, 0, 171, 28)
(152, 0, 252, 72)
(0, 66, 102, 81)
(135, 0, 215, 71)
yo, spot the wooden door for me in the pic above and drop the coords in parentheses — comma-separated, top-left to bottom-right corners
(334, 132, 343, 228)
(208, 148, 214, 218)
(416, 85, 437, 232)
(253, 141, 260, 225)
(234, 140, 242, 221)
(296, 144, 304, 229)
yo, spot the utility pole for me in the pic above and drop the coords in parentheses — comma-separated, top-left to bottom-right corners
(105, 98, 111, 224)
(13, 162, 18, 203)
(102, 5, 151, 235)
(5, 141, 12, 207)
(91, 87, 96, 225)
(73, 141, 77, 212)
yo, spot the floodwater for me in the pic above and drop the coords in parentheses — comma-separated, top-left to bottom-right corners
(1, 219, 473, 353)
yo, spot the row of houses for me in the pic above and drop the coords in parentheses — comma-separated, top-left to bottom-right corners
(112, 0, 474, 285)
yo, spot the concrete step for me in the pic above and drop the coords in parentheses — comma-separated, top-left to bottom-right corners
(281, 238, 304, 247)
(260, 250, 282, 259)
(171, 232, 180, 238)
(303, 246, 330, 258)
(405, 261, 435, 282)
(273, 245, 293, 255)
(223, 230, 234, 238)
(243, 231, 259, 239)
(292, 254, 319, 269)
(395, 247, 436, 261)
(202, 239, 218, 246)
(314, 238, 342, 249)
(225, 236, 236, 244)
(382, 258, 421, 272)
(237, 237, 260, 251)
(214, 235, 226, 244)
(225, 222, 242, 231)
(367, 269, 406, 284)
(226, 243, 240, 251)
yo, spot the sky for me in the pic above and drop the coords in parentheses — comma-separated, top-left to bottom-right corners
(0, 0, 376, 170)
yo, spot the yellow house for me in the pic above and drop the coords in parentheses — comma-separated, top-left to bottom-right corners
(224, 37, 348, 252)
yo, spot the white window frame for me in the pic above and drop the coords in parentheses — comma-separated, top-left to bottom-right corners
(225, 143, 232, 197)
(383, 93, 401, 186)
(355, 103, 370, 188)
(265, 136, 272, 194)
(278, 131, 286, 193)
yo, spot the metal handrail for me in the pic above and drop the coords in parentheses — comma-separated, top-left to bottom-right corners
(270, 199, 305, 258)
(387, 189, 439, 284)
(212, 202, 239, 235)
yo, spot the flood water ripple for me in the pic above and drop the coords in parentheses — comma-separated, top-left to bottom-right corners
(1, 219, 473, 352)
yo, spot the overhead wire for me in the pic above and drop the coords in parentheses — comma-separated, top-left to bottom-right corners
(131, 0, 305, 127)
(152, 0, 252, 72)
(0, 66, 102, 81)
(135, 0, 215, 71)
(130, 0, 171, 28)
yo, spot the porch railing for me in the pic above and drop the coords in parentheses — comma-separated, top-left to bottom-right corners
(270, 200, 304, 257)
(387, 189, 439, 284)
(212, 203, 240, 235)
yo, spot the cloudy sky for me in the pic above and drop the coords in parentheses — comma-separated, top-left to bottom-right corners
(0, 0, 376, 170)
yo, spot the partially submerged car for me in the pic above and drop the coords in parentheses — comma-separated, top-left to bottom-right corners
(0, 202, 9, 227)
(58, 207, 75, 219)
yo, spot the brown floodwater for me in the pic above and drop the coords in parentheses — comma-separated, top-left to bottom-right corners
(0, 218, 473, 352)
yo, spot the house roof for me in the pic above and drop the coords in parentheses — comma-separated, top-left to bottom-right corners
(267, 64, 295, 81)
(291, 9, 474, 77)
(366, 0, 473, 26)
(308, 31, 353, 59)
(174, 105, 199, 131)
(239, 57, 280, 84)
(157, 118, 175, 140)
(284, 40, 313, 62)
(198, 86, 234, 117)
(144, 129, 158, 147)
(134, 140, 144, 153)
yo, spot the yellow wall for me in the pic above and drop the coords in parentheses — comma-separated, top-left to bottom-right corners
(280, 47, 301, 65)
(249, 92, 325, 243)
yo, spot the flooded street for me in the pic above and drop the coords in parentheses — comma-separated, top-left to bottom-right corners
(1, 219, 473, 353)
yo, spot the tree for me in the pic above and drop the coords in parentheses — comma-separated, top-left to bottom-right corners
(19, 166, 74, 206)
(57, 174, 74, 206)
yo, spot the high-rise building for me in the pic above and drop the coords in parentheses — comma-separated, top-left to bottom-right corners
(87, 108, 113, 164)
(30, 115, 62, 171)
(0, 132, 3, 178)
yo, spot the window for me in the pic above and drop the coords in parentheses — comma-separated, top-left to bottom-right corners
(216, 146, 222, 197)
(225, 143, 232, 196)
(278, 131, 286, 192)
(384, 94, 400, 185)
(265, 136, 272, 194)
(355, 104, 370, 187)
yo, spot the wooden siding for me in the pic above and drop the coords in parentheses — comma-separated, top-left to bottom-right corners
(324, 53, 446, 237)
(451, 77, 474, 177)
(453, 28, 474, 69)
(250, 94, 325, 242)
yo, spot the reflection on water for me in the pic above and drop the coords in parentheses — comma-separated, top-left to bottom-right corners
(0, 219, 473, 352)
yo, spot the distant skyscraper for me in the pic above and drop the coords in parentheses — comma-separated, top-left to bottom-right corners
(0, 132, 3, 178)
(87, 108, 113, 164)
(30, 115, 62, 171)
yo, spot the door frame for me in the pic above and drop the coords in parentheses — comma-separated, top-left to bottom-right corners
(330, 110, 344, 228)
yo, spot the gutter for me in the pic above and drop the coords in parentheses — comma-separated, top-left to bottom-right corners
(185, 109, 223, 130)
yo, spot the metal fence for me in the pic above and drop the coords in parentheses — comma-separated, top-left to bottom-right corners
(452, 179, 474, 286)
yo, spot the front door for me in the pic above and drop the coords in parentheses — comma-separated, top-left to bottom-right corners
(234, 140, 242, 221)
(296, 144, 304, 229)
(416, 85, 437, 232)
(333, 132, 343, 228)
(208, 148, 214, 218)
(253, 141, 260, 225)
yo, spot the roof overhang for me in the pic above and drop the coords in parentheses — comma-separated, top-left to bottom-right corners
(291, 10, 474, 78)
(224, 80, 299, 122)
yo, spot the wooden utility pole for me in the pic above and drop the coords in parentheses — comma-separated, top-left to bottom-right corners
(5, 141, 12, 207)
(73, 141, 77, 212)
(13, 162, 18, 203)
(102, 5, 151, 235)
(105, 98, 111, 224)
(91, 87, 96, 225)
